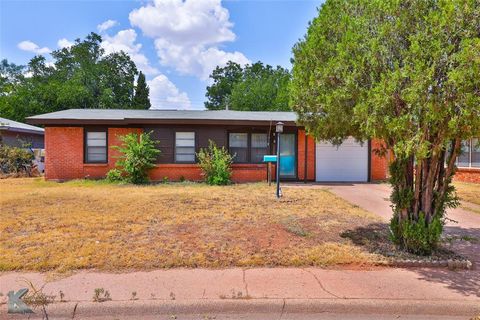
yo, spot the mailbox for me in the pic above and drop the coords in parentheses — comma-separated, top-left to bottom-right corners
(263, 155, 277, 163)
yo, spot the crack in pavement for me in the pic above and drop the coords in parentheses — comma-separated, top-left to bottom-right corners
(302, 268, 343, 299)
(279, 298, 286, 319)
(242, 269, 249, 297)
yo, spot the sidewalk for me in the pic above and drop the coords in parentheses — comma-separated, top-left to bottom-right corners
(1, 267, 479, 318)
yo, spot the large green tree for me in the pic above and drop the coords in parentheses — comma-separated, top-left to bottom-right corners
(133, 71, 151, 109)
(205, 61, 243, 110)
(291, 0, 480, 254)
(0, 32, 139, 122)
(205, 61, 291, 111)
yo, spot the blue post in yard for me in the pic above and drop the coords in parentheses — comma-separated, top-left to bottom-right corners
(275, 122, 284, 198)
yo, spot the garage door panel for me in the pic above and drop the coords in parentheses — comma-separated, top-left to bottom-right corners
(315, 138, 368, 182)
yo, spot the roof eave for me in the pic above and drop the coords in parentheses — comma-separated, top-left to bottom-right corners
(0, 127, 44, 135)
(26, 118, 299, 127)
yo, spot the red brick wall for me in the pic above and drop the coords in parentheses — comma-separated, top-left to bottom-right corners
(297, 130, 315, 181)
(45, 127, 142, 180)
(149, 164, 270, 183)
(149, 164, 203, 181)
(45, 127, 84, 180)
(454, 168, 480, 183)
(370, 139, 388, 181)
(231, 164, 269, 182)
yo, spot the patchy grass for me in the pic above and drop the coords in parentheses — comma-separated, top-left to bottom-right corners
(0, 178, 384, 272)
(454, 181, 480, 206)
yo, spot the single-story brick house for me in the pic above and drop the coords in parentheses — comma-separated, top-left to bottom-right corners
(27, 109, 478, 183)
(0, 116, 44, 149)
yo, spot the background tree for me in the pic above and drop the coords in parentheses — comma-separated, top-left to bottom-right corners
(0, 32, 138, 122)
(205, 61, 291, 111)
(205, 61, 243, 110)
(133, 71, 151, 109)
(291, 0, 480, 254)
(0, 59, 25, 94)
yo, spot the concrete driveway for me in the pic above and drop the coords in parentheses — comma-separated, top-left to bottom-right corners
(323, 183, 480, 227)
(284, 182, 480, 300)
(311, 183, 480, 261)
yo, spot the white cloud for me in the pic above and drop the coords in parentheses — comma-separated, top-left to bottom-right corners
(17, 40, 51, 54)
(129, 0, 250, 80)
(155, 39, 249, 80)
(148, 74, 192, 109)
(101, 29, 159, 75)
(57, 38, 74, 49)
(129, 0, 235, 46)
(97, 19, 119, 33)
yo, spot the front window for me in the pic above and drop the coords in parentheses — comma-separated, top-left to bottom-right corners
(229, 133, 248, 163)
(175, 132, 195, 162)
(251, 133, 269, 163)
(472, 138, 480, 168)
(458, 140, 471, 167)
(457, 138, 480, 168)
(85, 130, 107, 163)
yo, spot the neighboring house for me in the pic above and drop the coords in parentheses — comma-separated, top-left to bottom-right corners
(27, 109, 388, 183)
(455, 138, 480, 183)
(0, 117, 45, 149)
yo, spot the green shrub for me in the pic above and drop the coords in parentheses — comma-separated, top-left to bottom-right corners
(389, 213, 443, 255)
(111, 132, 160, 184)
(106, 168, 124, 182)
(197, 140, 233, 185)
(0, 144, 35, 176)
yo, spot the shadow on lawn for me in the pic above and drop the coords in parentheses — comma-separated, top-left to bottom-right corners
(341, 223, 480, 297)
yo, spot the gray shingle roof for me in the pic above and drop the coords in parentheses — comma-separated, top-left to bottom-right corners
(27, 109, 298, 125)
(0, 117, 44, 134)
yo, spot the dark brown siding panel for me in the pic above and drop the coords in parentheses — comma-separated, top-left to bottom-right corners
(197, 127, 227, 151)
(146, 127, 174, 163)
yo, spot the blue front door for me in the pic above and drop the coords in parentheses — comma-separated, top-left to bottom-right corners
(279, 133, 296, 178)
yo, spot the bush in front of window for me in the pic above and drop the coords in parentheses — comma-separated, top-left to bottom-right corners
(197, 140, 233, 186)
(109, 132, 160, 184)
(106, 168, 124, 183)
(0, 144, 35, 177)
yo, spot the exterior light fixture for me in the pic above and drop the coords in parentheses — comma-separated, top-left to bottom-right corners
(275, 122, 284, 134)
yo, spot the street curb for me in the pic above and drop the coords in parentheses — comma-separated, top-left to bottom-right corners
(6, 298, 480, 318)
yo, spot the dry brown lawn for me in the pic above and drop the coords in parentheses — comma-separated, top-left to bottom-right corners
(0, 178, 384, 272)
(455, 181, 480, 206)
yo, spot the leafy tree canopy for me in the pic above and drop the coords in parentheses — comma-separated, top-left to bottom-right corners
(291, 0, 480, 254)
(0, 32, 151, 122)
(205, 61, 291, 111)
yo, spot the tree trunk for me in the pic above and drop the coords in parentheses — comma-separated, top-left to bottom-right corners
(389, 138, 461, 254)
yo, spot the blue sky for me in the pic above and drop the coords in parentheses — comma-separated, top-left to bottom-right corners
(0, 0, 322, 109)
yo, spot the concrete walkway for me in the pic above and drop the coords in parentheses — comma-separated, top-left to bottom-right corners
(1, 267, 479, 318)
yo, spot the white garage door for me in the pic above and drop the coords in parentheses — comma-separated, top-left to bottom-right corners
(315, 137, 368, 182)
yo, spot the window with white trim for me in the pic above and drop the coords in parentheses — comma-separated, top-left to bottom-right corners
(85, 130, 107, 163)
(229, 133, 248, 163)
(473, 138, 480, 168)
(457, 138, 480, 168)
(175, 132, 195, 162)
(251, 133, 269, 163)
